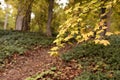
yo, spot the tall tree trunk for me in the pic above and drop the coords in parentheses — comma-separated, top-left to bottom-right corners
(99, 0, 111, 37)
(100, 7, 107, 36)
(4, 5, 9, 30)
(15, 0, 34, 31)
(22, 1, 33, 31)
(15, 0, 24, 30)
(100, 8, 112, 37)
(99, 0, 112, 37)
(46, 0, 54, 37)
(106, 8, 112, 31)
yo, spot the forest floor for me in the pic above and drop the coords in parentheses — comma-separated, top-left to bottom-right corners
(0, 46, 82, 80)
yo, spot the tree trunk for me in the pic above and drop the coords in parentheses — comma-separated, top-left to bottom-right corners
(15, 0, 34, 31)
(22, 1, 33, 31)
(100, 7, 107, 36)
(99, 0, 112, 37)
(15, 14, 23, 30)
(15, 0, 24, 30)
(106, 8, 112, 32)
(46, 0, 54, 37)
(4, 5, 9, 30)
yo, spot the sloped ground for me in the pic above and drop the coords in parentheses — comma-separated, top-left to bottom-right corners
(0, 46, 81, 80)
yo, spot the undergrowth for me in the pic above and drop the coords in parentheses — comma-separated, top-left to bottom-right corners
(61, 35, 120, 80)
(0, 30, 54, 65)
(25, 67, 61, 80)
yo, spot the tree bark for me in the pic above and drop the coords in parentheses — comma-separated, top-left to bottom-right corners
(15, 0, 24, 30)
(99, 0, 112, 37)
(4, 5, 9, 30)
(106, 8, 112, 32)
(100, 7, 107, 36)
(15, 0, 34, 31)
(46, 0, 54, 37)
(22, 1, 33, 31)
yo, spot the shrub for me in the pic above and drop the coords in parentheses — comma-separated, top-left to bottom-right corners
(61, 35, 120, 79)
(74, 71, 120, 80)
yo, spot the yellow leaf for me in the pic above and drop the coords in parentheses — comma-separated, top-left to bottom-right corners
(76, 35, 81, 40)
(87, 31, 94, 36)
(82, 34, 89, 41)
(50, 47, 59, 51)
(49, 51, 59, 57)
(64, 36, 73, 41)
(94, 40, 110, 46)
(78, 39, 84, 43)
(113, 0, 117, 3)
(94, 40, 100, 44)
(102, 26, 108, 29)
(65, 7, 72, 14)
(74, 3, 80, 11)
(105, 32, 113, 36)
(97, 30, 104, 34)
(95, 35, 101, 39)
(114, 31, 120, 35)
(100, 40, 110, 46)
(94, 24, 99, 31)
(71, 30, 78, 35)
(77, 18, 82, 22)
(81, 22, 85, 27)
(75, 3, 80, 7)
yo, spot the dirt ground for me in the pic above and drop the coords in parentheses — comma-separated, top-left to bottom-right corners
(0, 46, 81, 80)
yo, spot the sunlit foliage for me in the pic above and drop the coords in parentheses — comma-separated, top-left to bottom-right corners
(50, 0, 118, 56)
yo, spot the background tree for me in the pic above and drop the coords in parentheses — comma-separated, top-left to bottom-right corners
(46, 0, 54, 37)
(0, 0, 16, 30)
(3, 4, 9, 30)
(0, 8, 5, 29)
(15, 0, 34, 31)
(51, 3, 68, 35)
(31, 0, 67, 35)
(31, 0, 48, 33)
(0, 0, 120, 34)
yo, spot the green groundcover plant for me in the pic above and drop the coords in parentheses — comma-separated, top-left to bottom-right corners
(0, 30, 54, 65)
(61, 35, 120, 80)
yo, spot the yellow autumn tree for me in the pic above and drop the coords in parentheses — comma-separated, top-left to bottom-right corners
(50, 0, 118, 56)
